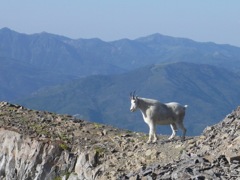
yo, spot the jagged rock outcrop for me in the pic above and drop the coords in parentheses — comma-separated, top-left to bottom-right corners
(189, 106, 240, 162)
(0, 101, 240, 179)
(121, 106, 240, 179)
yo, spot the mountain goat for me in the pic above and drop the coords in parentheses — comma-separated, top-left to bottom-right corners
(130, 92, 187, 143)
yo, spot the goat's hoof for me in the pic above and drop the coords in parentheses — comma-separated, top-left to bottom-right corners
(152, 139, 157, 144)
(181, 138, 186, 142)
(147, 140, 157, 144)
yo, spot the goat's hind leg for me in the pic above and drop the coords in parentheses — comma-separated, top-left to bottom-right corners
(177, 122, 187, 141)
(169, 123, 177, 140)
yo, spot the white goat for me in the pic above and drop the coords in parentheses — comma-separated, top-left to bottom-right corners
(130, 92, 187, 143)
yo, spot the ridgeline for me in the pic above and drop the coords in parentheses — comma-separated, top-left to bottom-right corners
(0, 101, 240, 179)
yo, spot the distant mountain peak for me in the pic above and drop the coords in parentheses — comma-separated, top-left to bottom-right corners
(136, 33, 168, 42)
(136, 33, 195, 46)
(0, 27, 17, 34)
(1, 27, 12, 31)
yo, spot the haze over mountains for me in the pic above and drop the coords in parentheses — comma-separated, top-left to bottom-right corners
(1, 27, 240, 135)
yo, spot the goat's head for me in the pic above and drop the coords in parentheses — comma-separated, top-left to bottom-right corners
(130, 91, 139, 112)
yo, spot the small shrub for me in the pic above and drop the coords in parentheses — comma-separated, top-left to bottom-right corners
(94, 123, 102, 129)
(53, 177, 61, 180)
(94, 146, 105, 155)
(59, 143, 69, 150)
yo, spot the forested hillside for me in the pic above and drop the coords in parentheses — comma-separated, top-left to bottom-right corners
(17, 62, 240, 135)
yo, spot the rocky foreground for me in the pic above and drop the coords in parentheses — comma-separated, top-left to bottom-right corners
(0, 101, 239, 179)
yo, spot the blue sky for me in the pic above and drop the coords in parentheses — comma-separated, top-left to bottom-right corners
(1, 0, 240, 47)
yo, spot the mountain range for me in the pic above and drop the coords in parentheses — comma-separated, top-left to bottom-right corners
(17, 62, 240, 135)
(1, 27, 240, 135)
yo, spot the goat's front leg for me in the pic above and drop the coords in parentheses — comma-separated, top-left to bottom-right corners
(169, 123, 177, 140)
(147, 123, 157, 143)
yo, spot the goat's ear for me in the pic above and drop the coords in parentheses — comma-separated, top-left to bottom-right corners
(129, 93, 133, 100)
(130, 96, 135, 100)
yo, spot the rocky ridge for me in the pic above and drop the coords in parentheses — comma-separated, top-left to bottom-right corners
(122, 107, 240, 179)
(0, 101, 240, 179)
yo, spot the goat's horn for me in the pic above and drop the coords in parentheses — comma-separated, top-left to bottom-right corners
(133, 90, 136, 97)
(130, 91, 135, 99)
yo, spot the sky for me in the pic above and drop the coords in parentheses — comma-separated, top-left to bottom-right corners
(1, 0, 240, 47)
